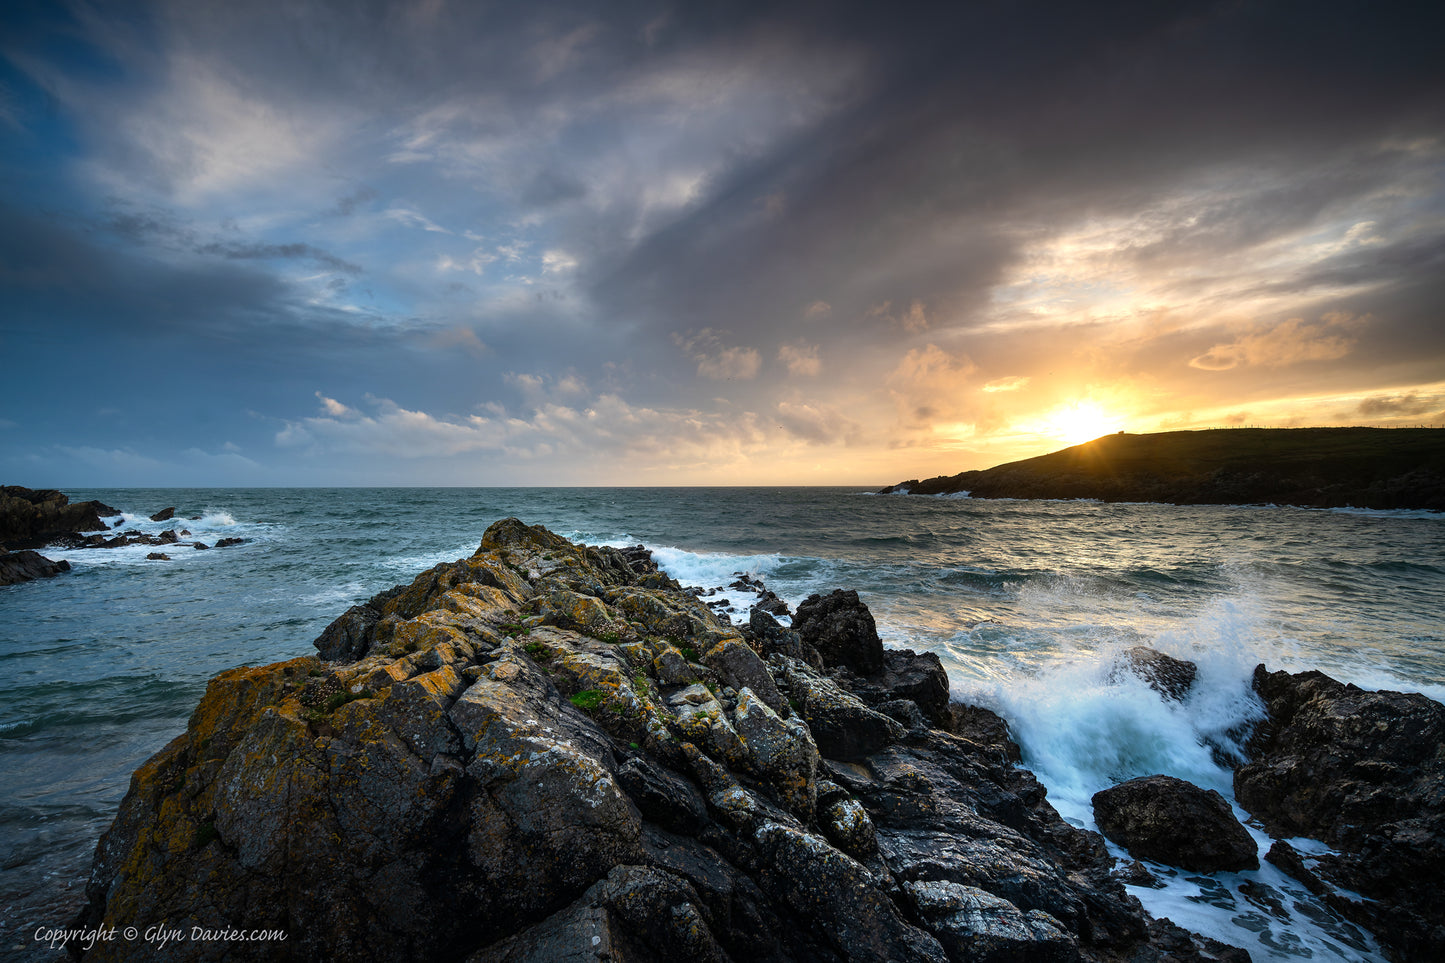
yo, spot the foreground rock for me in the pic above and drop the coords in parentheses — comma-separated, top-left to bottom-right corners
(0, 549, 71, 586)
(1092, 775, 1257, 873)
(77, 519, 1237, 962)
(1235, 666, 1445, 960)
(0, 486, 119, 550)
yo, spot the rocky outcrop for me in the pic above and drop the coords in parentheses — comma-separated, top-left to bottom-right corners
(150, 507, 177, 522)
(76, 519, 1236, 963)
(1091, 775, 1257, 873)
(1234, 665, 1445, 960)
(793, 589, 884, 675)
(0, 486, 119, 550)
(0, 549, 71, 585)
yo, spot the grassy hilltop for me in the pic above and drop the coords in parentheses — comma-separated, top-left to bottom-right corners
(881, 427, 1445, 510)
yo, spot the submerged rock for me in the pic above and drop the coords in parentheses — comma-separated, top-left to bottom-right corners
(77, 519, 1243, 962)
(1091, 775, 1258, 873)
(1235, 665, 1445, 960)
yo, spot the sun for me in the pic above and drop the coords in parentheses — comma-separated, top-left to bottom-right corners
(1046, 400, 1122, 445)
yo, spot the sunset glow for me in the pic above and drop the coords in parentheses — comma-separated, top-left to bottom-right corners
(1044, 402, 1125, 447)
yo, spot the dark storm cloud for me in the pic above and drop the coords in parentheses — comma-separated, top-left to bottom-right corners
(588, 0, 1445, 359)
(195, 240, 363, 275)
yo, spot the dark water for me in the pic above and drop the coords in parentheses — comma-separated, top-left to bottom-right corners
(3, 488, 1442, 959)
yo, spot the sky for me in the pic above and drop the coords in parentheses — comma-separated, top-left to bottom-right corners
(2, 0, 1443, 487)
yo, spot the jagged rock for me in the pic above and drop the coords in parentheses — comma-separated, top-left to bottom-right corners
(213, 537, 245, 548)
(904, 879, 1079, 962)
(1092, 775, 1257, 873)
(194, 542, 210, 550)
(792, 589, 884, 675)
(150, 507, 177, 521)
(0, 485, 119, 550)
(77, 518, 1243, 963)
(946, 703, 1023, 762)
(745, 608, 821, 668)
(1234, 665, 1445, 959)
(778, 659, 905, 761)
(0, 549, 71, 585)
(145, 552, 170, 561)
(754, 590, 790, 618)
(1118, 647, 1197, 701)
(850, 648, 951, 726)
(158, 529, 179, 544)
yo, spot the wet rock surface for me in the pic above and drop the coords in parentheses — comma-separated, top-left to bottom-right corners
(1235, 665, 1445, 960)
(1091, 775, 1257, 873)
(0, 485, 119, 550)
(78, 519, 1247, 962)
(0, 549, 71, 585)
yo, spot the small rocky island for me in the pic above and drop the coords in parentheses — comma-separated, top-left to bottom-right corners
(881, 427, 1445, 510)
(75, 520, 1443, 961)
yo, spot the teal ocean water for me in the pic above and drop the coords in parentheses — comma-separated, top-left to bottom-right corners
(3, 487, 1443, 960)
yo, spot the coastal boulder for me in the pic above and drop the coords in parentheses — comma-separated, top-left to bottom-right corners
(1234, 665, 1445, 959)
(792, 589, 884, 675)
(1091, 775, 1258, 873)
(1117, 647, 1197, 702)
(0, 485, 118, 550)
(150, 507, 177, 522)
(0, 549, 71, 586)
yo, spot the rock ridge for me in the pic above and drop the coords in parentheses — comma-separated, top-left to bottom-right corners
(75, 518, 1251, 962)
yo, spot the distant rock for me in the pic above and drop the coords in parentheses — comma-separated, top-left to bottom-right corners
(213, 537, 245, 548)
(1235, 665, 1445, 959)
(0, 486, 120, 550)
(146, 552, 170, 561)
(0, 549, 71, 586)
(76, 519, 1239, 963)
(1092, 774, 1258, 873)
(149, 507, 177, 521)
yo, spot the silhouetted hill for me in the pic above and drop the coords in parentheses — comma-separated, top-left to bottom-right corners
(880, 428, 1445, 510)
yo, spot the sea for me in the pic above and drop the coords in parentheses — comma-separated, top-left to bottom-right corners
(3, 487, 1443, 961)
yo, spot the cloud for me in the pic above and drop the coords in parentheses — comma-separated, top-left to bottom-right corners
(982, 376, 1031, 393)
(774, 401, 859, 445)
(315, 392, 355, 417)
(196, 240, 362, 275)
(275, 391, 772, 468)
(1189, 314, 1367, 371)
(385, 207, 452, 234)
(1357, 391, 1442, 418)
(778, 342, 821, 376)
(673, 329, 761, 381)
